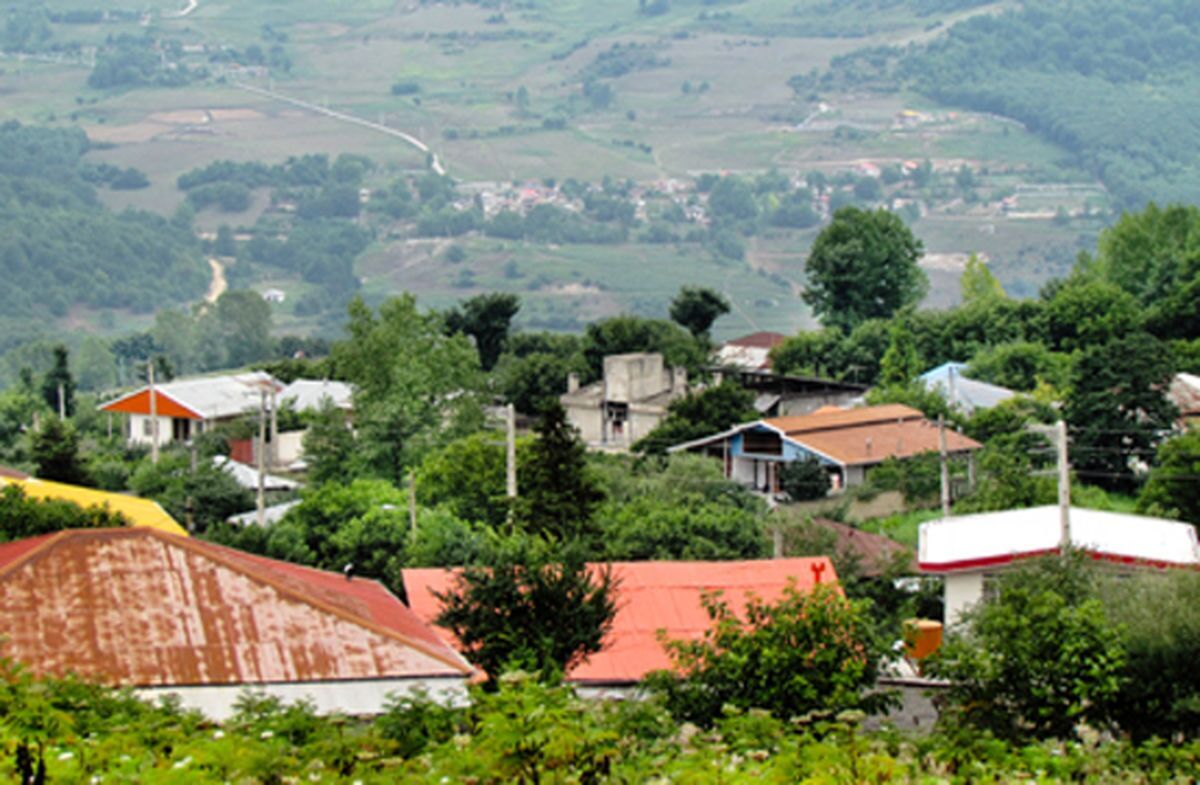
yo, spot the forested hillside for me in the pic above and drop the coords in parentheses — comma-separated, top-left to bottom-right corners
(815, 0, 1200, 208)
(0, 123, 206, 357)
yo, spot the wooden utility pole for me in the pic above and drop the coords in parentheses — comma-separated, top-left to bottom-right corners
(269, 386, 278, 471)
(256, 388, 267, 528)
(148, 361, 159, 464)
(938, 414, 951, 518)
(505, 403, 517, 499)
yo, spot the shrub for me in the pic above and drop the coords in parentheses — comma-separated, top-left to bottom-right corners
(779, 456, 832, 500)
(647, 582, 889, 726)
(929, 555, 1126, 741)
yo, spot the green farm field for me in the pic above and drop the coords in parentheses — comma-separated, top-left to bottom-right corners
(0, 0, 1112, 342)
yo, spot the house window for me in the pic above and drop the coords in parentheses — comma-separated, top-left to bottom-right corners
(142, 419, 153, 437)
(172, 418, 191, 442)
(743, 430, 782, 455)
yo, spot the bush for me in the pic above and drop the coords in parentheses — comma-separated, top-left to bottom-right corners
(647, 583, 890, 726)
(779, 457, 832, 500)
(929, 554, 1126, 741)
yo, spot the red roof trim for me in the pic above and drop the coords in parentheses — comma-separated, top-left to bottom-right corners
(921, 548, 1200, 574)
(100, 388, 204, 420)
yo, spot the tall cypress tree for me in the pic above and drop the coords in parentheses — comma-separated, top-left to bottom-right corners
(515, 401, 603, 542)
(40, 345, 75, 418)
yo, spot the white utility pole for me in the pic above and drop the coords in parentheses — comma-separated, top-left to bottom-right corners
(256, 388, 267, 528)
(269, 386, 278, 471)
(505, 403, 517, 499)
(938, 414, 951, 518)
(57, 384, 65, 419)
(148, 361, 159, 464)
(1056, 419, 1070, 549)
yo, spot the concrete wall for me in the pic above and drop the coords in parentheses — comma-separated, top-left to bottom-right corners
(135, 676, 468, 721)
(944, 571, 985, 627)
(566, 404, 604, 444)
(276, 430, 305, 465)
(788, 489, 908, 523)
(603, 354, 667, 402)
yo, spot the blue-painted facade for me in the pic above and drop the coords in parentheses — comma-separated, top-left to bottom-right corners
(729, 425, 839, 466)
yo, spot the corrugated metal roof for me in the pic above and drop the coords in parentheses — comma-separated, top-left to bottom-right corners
(0, 529, 471, 687)
(919, 506, 1200, 573)
(765, 404, 923, 435)
(404, 557, 837, 685)
(101, 372, 280, 421)
(0, 476, 187, 536)
(213, 456, 301, 491)
(808, 518, 916, 576)
(1170, 373, 1200, 416)
(280, 379, 354, 412)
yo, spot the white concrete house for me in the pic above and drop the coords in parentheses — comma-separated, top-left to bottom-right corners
(561, 353, 690, 450)
(919, 506, 1200, 625)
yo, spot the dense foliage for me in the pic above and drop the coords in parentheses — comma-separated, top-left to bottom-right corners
(819, 1, 1200, 208)
(0, 123, 205, 350)
(4, 662, 1199, 783)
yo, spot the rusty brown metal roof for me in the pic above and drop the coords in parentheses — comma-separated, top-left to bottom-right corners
(809, 518, 916, 576)
(0, 529, 471, 687)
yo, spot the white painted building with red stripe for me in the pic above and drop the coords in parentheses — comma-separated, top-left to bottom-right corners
(920, 506, 1200, 625)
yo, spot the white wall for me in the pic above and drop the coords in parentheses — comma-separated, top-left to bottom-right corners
(275, 430, 305, 465)
(135, 676, 469, 721)
(127, 414, 178, 449)
(944, 571, 985, 627)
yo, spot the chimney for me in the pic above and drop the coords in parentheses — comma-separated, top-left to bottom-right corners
(672, 366, 688, 394)
(865, 437, 872, 457)
(567, 372, 580, 394)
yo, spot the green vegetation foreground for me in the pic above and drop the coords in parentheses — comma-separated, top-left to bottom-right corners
(2, 664, 1198, 784)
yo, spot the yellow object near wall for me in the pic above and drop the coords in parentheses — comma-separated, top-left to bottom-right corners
(0, 476, 188, 537)
(904, 619, 944, 664)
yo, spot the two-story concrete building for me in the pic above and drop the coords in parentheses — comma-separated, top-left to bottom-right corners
(561, 353, 690, 450)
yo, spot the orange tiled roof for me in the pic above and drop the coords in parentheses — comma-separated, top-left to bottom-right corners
(0, 529, 471, 687)
(763, 404, 981, 465)
(404, 557, 837, 685)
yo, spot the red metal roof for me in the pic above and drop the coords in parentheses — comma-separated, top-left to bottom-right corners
(404, 557, 837, 685)
(100, 388, 204, 419)
(0, 529, 471, 687)
(725, 332, 788, 349)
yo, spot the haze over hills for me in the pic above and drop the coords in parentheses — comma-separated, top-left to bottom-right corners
(0, 0, 1194, 385)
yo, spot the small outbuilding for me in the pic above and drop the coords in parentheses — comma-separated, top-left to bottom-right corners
(919, 505, 1200, 625)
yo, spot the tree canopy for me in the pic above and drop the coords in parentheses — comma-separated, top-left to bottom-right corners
(802, 207, 927, 333)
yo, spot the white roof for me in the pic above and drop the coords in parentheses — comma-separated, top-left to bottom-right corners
(920, 362, 1014, 413)
(227, 499, 301, 526)
(280, 379, 354, 412)
(213, 455, 301, 491)
(713, 344, 772, 371)
(103, 371, 280, 420)
(919, 506, 1200, 572)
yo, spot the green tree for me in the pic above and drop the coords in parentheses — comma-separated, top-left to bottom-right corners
(768, 328, 844, 378)
(444, 293, 521, 372)
(706, 176, 758, 222)
(417, 431, 532, 529)
(1065, 332, 1177, 493)
(0, 484, 126, 542)
(959, 253, 1006, 304)
(581, 316, 706, 382)
(1093, 203, 1200, 306)
(300, 398, 356, 486)
(1137, 429, 1200, 524)
(634, 382, 756, 454)
(40, 346, 74, 417)
(434, 533, 617, 684)
(514, 402, 603, 541)
(211, 289, 274, 369)
(128, 450, 252, 532)
(803, 207, 927, 333)
(669, 286, 730, 339)
(930, 556, 1126, 741)
(877, 316, 922, 387)
(779, 457, 832, 501)
(29, 417, 89, 486)
(74, 337, 118, 393)
(333, 295, 484, 482)
(647, 583, 888, 726)
(968, 341, 1068, 392)
(1039, 277, 1142, 353)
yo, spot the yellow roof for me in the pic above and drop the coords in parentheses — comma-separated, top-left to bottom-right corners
(0, 477, 187, 537)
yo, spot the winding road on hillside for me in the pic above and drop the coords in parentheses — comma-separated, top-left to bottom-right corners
(232, 82, 447, 175)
